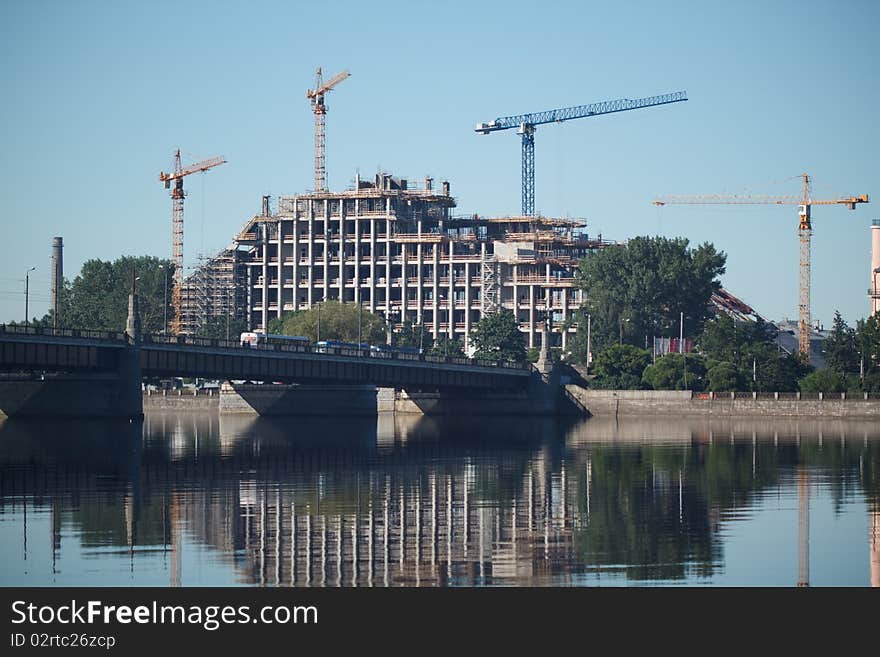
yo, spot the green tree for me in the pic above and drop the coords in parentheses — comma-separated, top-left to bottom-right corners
(799, 369, 847, 393)
(856, 312, 880, 378)
(591, 344, 651, 389)
(698, 315, 807, 392)
(642, 353, 707, 391)
(575, 236, 726, 354)
(428, 333, 465, 358)
(823, 310, 858, 374)
(469, 311, 526, 362)
(43, 256, 173, 334)
(706, 361, 741, 391)
(273, 301, 386, 344)
(196, 316, 247, 341)
(394, 320, 429, 349)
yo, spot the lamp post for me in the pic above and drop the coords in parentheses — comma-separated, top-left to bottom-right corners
(24, 267, 36, 328)
(316, 302, 321, 343)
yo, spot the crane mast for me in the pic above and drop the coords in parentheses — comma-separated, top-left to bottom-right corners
(476, 91, 687, 216)
(158, 149, 227, 334)
(307, 67, 350, 192)
(654, 174, 868, 361)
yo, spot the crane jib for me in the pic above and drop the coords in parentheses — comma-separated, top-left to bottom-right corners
(476, 91, 687, 133)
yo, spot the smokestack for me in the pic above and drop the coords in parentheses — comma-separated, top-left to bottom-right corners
(51, 236, 63, 329)
(871, 218, 880, 316)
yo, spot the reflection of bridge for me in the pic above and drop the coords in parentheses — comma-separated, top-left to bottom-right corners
(0, 324, 533, 418)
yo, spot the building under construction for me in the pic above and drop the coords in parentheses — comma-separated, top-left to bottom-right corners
(178, 246, 247, 336)
(233, 172, 613, 350)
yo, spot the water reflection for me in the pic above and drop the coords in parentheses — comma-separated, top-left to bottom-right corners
(0, 413, 877, 586)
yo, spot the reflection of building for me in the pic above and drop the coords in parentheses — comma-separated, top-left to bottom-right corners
(227, 463, 580, 586)
(872, 506, 879, 588)
(235, 173, 612, 350)
(2, 415, 878, 587)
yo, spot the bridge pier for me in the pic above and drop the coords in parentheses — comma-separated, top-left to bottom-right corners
(0, 292, 143, 419)
(216, 367, 589, 418)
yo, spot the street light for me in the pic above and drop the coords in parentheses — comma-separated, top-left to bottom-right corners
(24, 267, 36, 328)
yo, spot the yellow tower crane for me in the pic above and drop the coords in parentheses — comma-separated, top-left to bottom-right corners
(654, 174, 868, 362)
(158, 150, 227, 335)
(306, 67, 350, 193)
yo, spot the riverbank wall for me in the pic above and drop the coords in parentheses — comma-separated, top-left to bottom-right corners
(565, 387, 880, 418)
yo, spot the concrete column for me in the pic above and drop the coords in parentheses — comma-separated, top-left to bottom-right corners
(401, 241, 407, 324)
(562, 286, 568, 350)
(121, 292, 143, 419)
(277, 219, 283, 319)
(527, 285, 535, 348)
(432, 243, 440, 340)
(370, 217, 376, 314)
(417, 221, 423, 325)
(246, 266, 253, 330)
(339, 203, 346, 302)
(513, 263, 519, 323)
(385, 218, 392, 328)
(261, 224, 268, 331)
(307, 201, 314, 307)
(545, 288, 552, 349)
(464, 261, 471, 348)
(323, 200, 329, 302)
(354, 213, 360, 303)
(448, 240, 454, 339)
(292, 212, 299, 311)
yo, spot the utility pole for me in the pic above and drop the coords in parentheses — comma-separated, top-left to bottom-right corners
(680, 310, 687, 386)
(586, 313, 591, 371)
(24, 267, 35, 328)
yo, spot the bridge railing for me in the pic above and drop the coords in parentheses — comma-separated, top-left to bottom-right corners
(0, 325, 530, 372)
(140, 333, 530, 371)
(0, 324, 127, 342)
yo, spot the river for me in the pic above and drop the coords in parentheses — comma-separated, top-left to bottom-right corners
(0, 412, 877, 586)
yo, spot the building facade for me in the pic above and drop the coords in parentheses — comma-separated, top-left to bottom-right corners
(235, 173, 613, 350)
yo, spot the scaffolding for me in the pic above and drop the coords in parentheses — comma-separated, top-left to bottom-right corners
(179, 247, 246, 336)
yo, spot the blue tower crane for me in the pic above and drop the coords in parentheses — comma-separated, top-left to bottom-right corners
(476, 91, 688, 216)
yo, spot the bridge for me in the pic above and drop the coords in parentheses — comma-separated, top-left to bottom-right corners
(0, 321, 536, 418)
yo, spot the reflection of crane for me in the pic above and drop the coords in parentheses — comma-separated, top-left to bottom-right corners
(797, 465, 809, 587)
(654, 174, 868, 361)
(306, 67, 350, 192)
(476, 91, 687, 216)
(158, 150, 227, 334)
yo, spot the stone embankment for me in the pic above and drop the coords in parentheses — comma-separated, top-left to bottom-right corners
(565, 387, 880, 418)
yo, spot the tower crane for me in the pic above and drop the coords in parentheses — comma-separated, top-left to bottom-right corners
(476, 91, 688, 216)
(654, 174, 868, 361)
(307, 67, 350, 192)
(158, 149, 227, 335)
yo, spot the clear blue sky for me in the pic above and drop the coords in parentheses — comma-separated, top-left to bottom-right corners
(1, 0, 878, 330)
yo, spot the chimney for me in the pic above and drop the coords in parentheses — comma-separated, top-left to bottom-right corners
(441, 180, 450, 196)
(261, 195, 271, 217)
(425, 176, 433, 192)
(51, 236, 63, 330)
